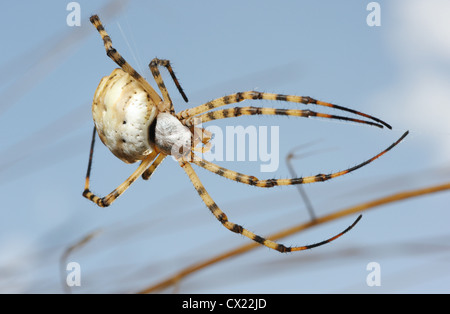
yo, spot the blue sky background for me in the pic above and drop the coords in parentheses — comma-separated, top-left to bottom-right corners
(1, 0, 449, 293)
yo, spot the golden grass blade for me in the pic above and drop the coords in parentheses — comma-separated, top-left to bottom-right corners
(137, 181, 450, 293)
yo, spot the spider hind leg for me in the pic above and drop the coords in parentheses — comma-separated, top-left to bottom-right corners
(190, 130, 409, 187)
(180, 160, 362, 253)
(82, 127, 158, 207)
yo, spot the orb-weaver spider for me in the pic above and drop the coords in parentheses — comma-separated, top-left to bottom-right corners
(83, 15, 408, 253)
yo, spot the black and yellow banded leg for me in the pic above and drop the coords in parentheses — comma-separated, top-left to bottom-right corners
(182, 106, 384, 129)
(191, 130, 409, 187)
(141, 153, 167, 180)
(82, 127, 158, 207)
(83, 157, 153, 207)
(176, 91, 391, 129)
(180, 160, 362, 253)
(89, 15, 162, 105)
(149, 58, 188, 113)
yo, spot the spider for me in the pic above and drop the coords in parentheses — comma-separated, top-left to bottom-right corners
(83, 15, 408, 253)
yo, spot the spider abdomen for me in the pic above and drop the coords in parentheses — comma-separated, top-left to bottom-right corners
(92, 68, 157, 163)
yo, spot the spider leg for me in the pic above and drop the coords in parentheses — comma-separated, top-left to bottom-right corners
(176, 91, 391, 129)
(180, 160, 362, 253)
(149, 58, 188, 113)
(82, 127, 157, 207)
(89, 15, 162, 105)
(141, 153, 166, 180)
(191, 131, 409, 187)
(182, 106, 385, 128)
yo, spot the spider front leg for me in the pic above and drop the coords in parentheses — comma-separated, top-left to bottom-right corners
(180, 160, 362, 253)
(183, 106, 385, 129)
(82, 127, 158, 207)
(149, 58, 188, 113)
(177, 91, 391, 129)
(191, 131, 409, 187)
(141, 153, 166, 180)
(89, 15, 162, 105)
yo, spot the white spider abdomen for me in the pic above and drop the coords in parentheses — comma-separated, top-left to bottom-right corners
(154, 112, 191, 158)
(92, 68, 157, 163)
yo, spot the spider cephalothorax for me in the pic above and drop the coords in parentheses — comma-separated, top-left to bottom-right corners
(83, 15, 408, 253)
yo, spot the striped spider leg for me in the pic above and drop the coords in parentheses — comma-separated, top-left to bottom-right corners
(189, 131, 408, 187)
(83, 126, 158, 207)
(149, 58, 188, 114)
(177, 91, 392, 129)
(89, 15, 163, 110)
(84, 14, 408, 253)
